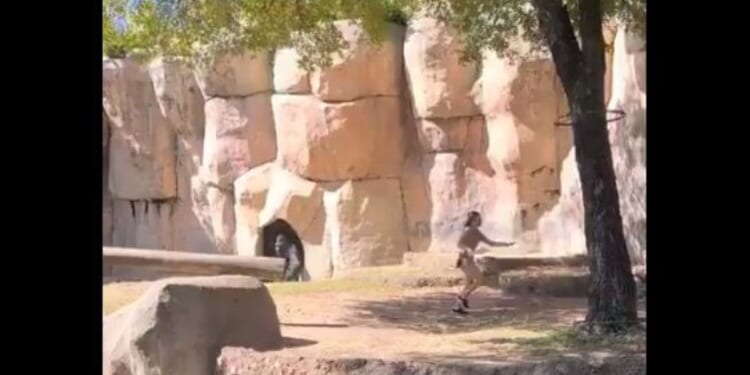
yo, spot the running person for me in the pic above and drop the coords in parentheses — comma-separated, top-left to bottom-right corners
(452, 211, 514, 314)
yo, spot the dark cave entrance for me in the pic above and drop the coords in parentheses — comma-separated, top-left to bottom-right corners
(261, 219, 306, 281)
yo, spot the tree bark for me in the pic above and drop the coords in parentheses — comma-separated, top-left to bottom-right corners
(532, 0, 638, 332)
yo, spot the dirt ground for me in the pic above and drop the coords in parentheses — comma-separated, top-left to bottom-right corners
(104, 278, 645, 363)
(270, 286, 643, 363)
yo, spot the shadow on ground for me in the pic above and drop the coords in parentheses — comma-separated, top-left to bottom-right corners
(341, 290, 587, 334)
(282, 336, 318, 349)
(462, 330, 646, 357)
(396, 318, 646, 362)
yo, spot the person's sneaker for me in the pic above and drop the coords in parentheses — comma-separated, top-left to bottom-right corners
(452, 298, 468, 314)
(458, 296, 469, 309)
(451, 305, 468, 314)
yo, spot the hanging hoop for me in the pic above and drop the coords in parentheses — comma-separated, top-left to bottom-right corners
(554, 109, 626, 127)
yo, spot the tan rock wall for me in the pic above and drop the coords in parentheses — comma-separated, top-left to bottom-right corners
(103, 59, 177, 200)
(103, 19, 644, 278)
(310, 21, 404, 102)
(325, 179, 409, 272)
(401, 17, 569, 254)
(202, 95, 276, 187)
(403, 17, 480, 119)
(103, 112, 113, 246)
(194, 50, 273, 98)
(149, 59, 215, 253)
(272, 95, 404, 181)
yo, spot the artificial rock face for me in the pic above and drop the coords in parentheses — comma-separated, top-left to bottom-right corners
(271, 21, 407, 183)
(233, 163, 275, 256)
(193, 50, 273, 98)
(103, 58, 177, 200)
(404, 17, 481, 119)
(104, 58, 242, 254)
(401, 17, 569, 254)
(202, 94, 277, 188)
(192, 175, 237, 254)
(310, 20, 405, 102)
(103, 19, 644, 277)
(103, 112, 113, 246)
(191, 50, 278, 254)
(273, 48, 312, 94)
(149, 58, 216, 253)
(324, 179, 409, 271)
(149, 58, 206, 150)
(415, 116, 484, 153)
(401, 151, 520, 253)
(272, 95, 404, 181)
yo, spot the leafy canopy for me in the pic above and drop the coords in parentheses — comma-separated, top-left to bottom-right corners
(103, 0, 414, 67)
(103, 0, 644, 67)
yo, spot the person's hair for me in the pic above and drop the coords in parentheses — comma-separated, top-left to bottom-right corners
(464, 211, 481, 228)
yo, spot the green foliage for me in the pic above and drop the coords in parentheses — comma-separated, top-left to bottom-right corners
(102, 0, 132, 57)
(102, 0, 643, 67)
(103, 0, 416, 69)
(384, 0, 413, 25)
(421, 0, 645, 63)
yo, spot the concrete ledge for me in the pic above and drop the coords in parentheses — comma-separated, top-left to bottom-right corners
(403, 252, 588, 273)
(103, 247, 284, 281)
(495, 266, 646, 299)
(496, 267, 590, 297)
(400, 252, 644, 298)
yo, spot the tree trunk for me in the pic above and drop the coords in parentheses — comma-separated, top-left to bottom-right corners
(532, 0, 637, 332)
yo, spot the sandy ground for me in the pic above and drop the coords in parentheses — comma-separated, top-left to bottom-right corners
(270, 286, 596, 362)
(104, 275, 645, 363)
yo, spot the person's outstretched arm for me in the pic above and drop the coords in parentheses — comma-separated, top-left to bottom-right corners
(479, 231, 515, 247)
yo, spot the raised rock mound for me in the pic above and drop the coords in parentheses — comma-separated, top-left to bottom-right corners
(103, 275, 282, 375)
(218, 349, 645, 375)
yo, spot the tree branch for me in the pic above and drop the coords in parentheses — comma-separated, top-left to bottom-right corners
(531, 0, 583, 98)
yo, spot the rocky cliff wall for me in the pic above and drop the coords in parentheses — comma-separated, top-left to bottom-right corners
(102, 19, 645, 278)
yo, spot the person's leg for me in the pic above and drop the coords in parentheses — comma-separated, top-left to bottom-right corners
(288, 264, 302, 282)
(456, 256, 471, 298)
(464, 278, 481, 298)
(459, 257, 481, 301)
(452, 287, 470, 313)
(284, 251, 302, 281)
(459, 278, 478, 308)
(459, 277, 473, 298)
(453, 276, 473, 313)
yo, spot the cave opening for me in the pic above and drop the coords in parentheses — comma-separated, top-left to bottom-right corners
(261, 219, 306, 282)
